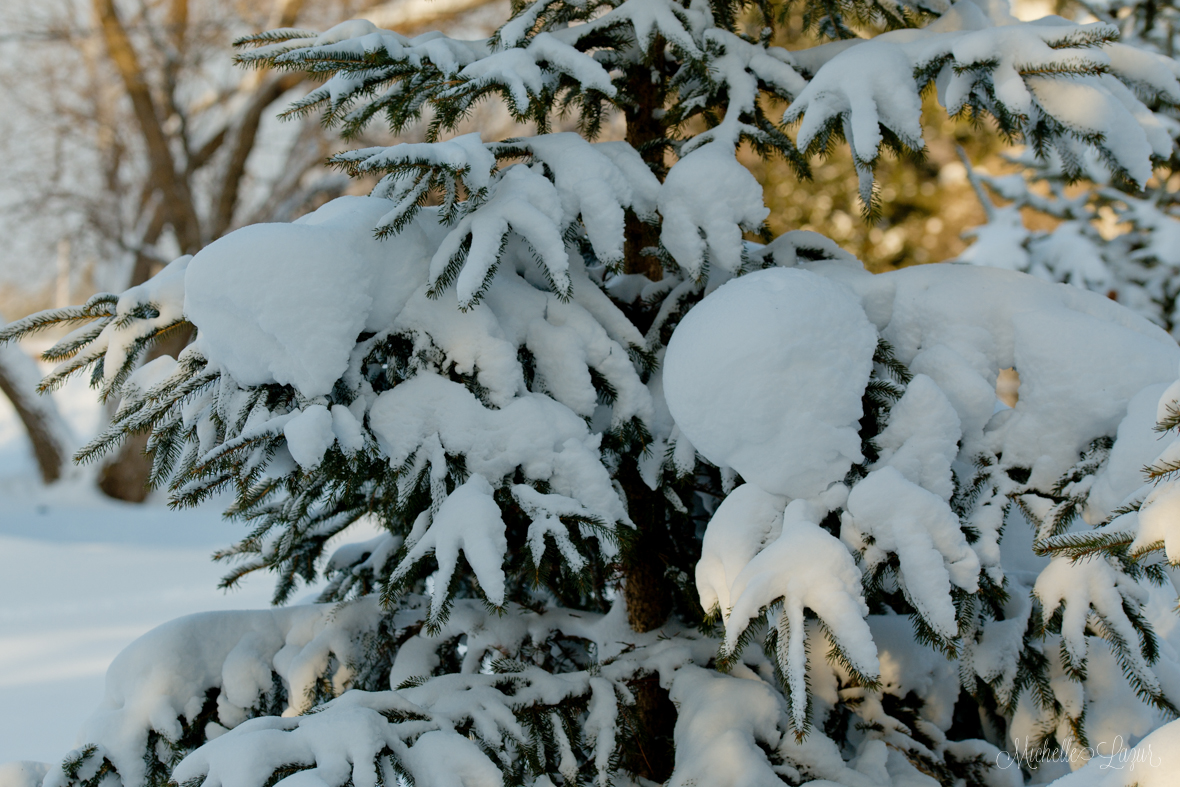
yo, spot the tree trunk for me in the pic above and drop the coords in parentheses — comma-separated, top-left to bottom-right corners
(620, 36, 673, 634)
(617, 42, 677, 783)
(96, 431, 152, 502)
(0, 330, 71, 484)
(619, 460, 673, 632)
(618, 458, 676, 782)
(622, 42, 668, 284)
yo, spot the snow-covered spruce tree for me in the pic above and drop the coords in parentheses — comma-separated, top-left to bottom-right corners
(959, 0, 1180, 337)
(8, 0, 1180, 784)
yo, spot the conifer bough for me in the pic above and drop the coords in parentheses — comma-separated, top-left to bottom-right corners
(958, 0, 1180, 344)
(8, 0, 1180, 784)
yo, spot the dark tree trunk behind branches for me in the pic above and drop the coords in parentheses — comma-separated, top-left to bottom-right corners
(616, 40, 677, 784)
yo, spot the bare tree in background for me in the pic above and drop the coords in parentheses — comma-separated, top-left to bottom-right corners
(0, 0, 505, 500)
(0, 313, 72, 484)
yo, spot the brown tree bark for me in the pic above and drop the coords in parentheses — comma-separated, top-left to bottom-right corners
(620, 38, 673, 635)
(622, 41, 669, 285)
(617, 40, 677, 784)
(619, 460, 673, 633)
(618, 460, 677, 783)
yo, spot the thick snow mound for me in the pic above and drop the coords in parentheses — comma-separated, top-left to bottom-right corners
(0, 762, 49, 787)
(367, 373, 626, 528)
(663, 267, 876, 499)
(185, 197, 431, 398)
(822, 261, 1180, 485)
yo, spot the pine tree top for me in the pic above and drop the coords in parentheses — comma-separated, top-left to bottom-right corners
(9, 0, 1180, 784)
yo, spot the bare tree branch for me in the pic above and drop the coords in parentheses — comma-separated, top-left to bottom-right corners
(93, 0, 200, 252)
(0, 316, 71, 484)
(209, 71, 302, 240)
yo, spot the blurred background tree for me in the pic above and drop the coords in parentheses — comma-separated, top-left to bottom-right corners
(740, 1, 1049, 272)
(747, 106, 995, 272)
(0, 0, 509, 499)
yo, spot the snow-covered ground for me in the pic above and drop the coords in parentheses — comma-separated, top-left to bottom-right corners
(0, 367, 277, 766)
